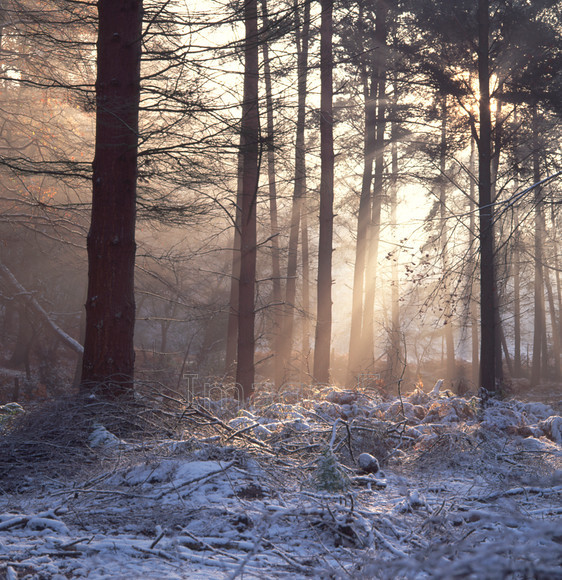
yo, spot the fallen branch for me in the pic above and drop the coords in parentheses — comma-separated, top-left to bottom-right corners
(372, 526, 408, 558)
(188, 404, 274, 452)
(0, 263, 83, 354)
(476, 485, 562, 502)
(178, 531, 241, 560)
(0, 516, 28, 531)
(132, 545, 177, 561)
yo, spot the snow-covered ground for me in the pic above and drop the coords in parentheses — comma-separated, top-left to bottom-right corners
(1, 386, 561, 579)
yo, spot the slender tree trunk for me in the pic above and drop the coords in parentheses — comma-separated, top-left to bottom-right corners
(361, 76, 385, 370)
(235, 0, 260, 399)
(301, 202, 311, 380)
(388, 87, 400, 383)
(439, 95, 455, 384)
(224, 153, 243, 376)
(477, 0, 497, 401)
(313, 0, 334, 384)
(512, 149, 522, 376)
(361, 2, 388, 372)
(348, 68, 375, 381)
(81, 0, 142, 397)
(469, 139, 479, 387)
(491, 86, 504, 385)
(542, 313, 549, 378)
(260, 0, 282, 382)
(552, 206, 562, 364)
(499, 320, 513, 376)
(277, 0, 310, 385)
(510, 108, 522, 377)
(531, 105, 546, 388)
(513, 209, 522, 376)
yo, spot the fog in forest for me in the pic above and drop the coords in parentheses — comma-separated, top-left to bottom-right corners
(0, 0, 560, 404)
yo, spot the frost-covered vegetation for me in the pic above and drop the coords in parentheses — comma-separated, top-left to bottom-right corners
(0, 385, 561, 579)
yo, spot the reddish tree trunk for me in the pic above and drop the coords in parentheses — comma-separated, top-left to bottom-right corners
(301, 204, 311, 379)
(260, 0, 282, 383)
(81, 0, 142, 398)
(235, 0, 260, 399)
(469, 139, 479, 387)
(313, 0, 334, 384)
(531, 105, 546, 387)
(277, 0, 311, 385)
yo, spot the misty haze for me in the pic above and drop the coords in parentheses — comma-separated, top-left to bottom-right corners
(0, 1, 560, 579)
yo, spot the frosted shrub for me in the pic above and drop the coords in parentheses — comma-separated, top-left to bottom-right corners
(314, 449, 350, 492)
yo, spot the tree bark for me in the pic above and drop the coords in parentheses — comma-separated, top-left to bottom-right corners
(552, 205, 562, 371)
(491, 86, 504, 385)
(477, 0, 497, 402)
(361, 2, 388, 372)
(81, 0, 142, 397)
(513, 209, 522, 376)
(469, 138, 479, 387)
(224, 153, 243, 377)
(235, 0, 260, 399)
(277, 0, 310, 385)
(348, 68, 375, 382)
(388, 89, 401, 384)
(313, 0, 334, 384)
(439, 95, 455, 384)
(531, 105, 546, 387)
(260, 0, 283, 384)
(301, 203, 311, 379)
(512, 140, 522, 376)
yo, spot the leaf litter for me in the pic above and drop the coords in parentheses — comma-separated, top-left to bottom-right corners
(0, 383, 561, 579)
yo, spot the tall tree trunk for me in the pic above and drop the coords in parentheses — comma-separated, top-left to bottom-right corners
(552, 205, 562, 367)
(531, 105, 546, 387)
(439, 95, 455, 384)
(361, 2, 388, 372)
(277, 0, 310, 385)
(513, 208, 522, 376)
(510, 107, 522, 377)
(477, 0, 497, 402)
(348, 67, 375, 382)
(469, 138, 479, 387)
(301, 201, 311, 380)
(313, 0, 334, 384)
(261, 0, 282, 382)
(388, 88, 401, 384)
(235, 0, 260, 399)
(512, 143, 522, 376)
(491, 85, 504, 385)
(81, 0, 142, 397)
(224, 153, 242, 377)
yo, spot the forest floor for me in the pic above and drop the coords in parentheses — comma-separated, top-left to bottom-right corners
(0, 383, 561, 579)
